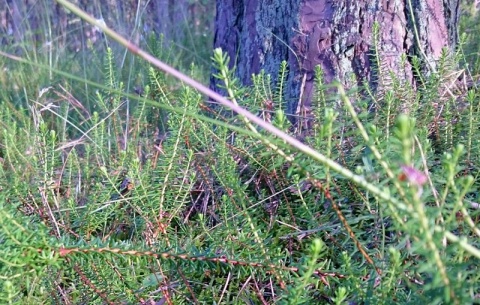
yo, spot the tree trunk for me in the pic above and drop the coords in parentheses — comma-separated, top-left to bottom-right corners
(212, 0, 460, 119)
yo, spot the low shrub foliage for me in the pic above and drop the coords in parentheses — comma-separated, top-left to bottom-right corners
(0, 2, 479, 304)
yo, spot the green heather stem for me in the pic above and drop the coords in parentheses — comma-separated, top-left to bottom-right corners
(444, 231, 480, 259)
(56, 0, 408, 220)
(338, 85, 407, 225)
(214, 49, 294, 162)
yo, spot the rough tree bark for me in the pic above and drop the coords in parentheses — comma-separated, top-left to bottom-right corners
(212, 0, 460, 119)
